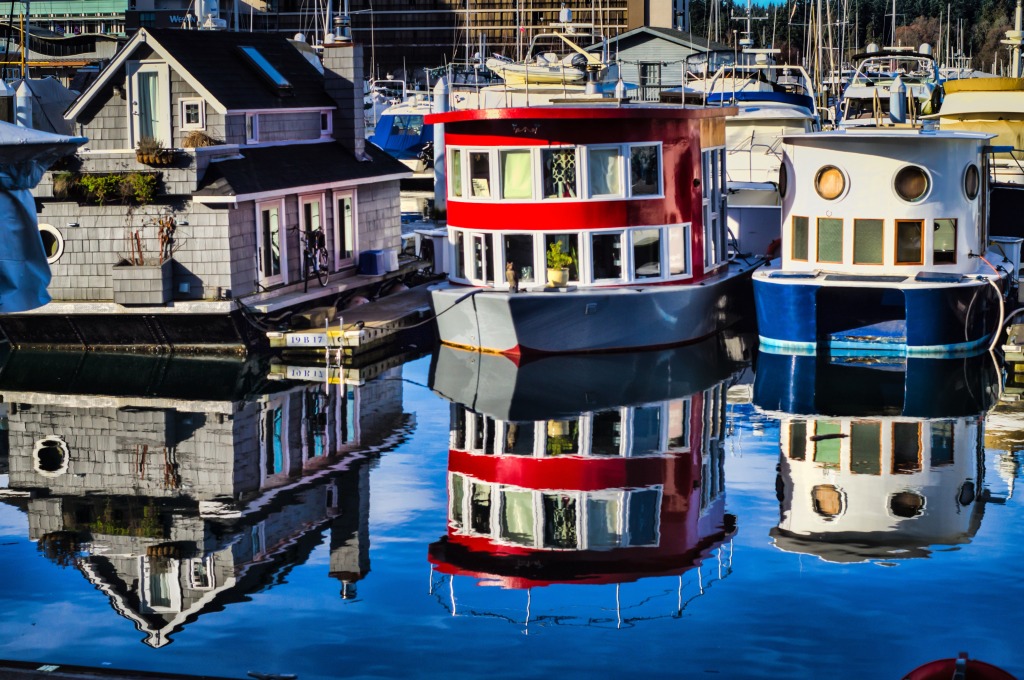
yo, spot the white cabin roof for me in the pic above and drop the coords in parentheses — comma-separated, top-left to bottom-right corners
(783, 129, 994, 145)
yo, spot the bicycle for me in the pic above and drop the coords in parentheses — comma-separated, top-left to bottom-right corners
(297, 227, 330, 289)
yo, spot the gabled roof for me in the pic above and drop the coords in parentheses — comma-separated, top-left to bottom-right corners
(194, 142, 410, 202)
(594, 26, 730, 53)
(66, 28, 334, 121)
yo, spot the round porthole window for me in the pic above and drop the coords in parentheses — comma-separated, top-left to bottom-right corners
(894, 165, 930, 202)
(778, 161, 789, 199)
(34, 435, 69, 477)
(889, 491, 925, 518)
(964, 164, 980, 200)
(811, 484, 843, 519)
(814, 165, 845, 200)
(38, 223, 64, 264)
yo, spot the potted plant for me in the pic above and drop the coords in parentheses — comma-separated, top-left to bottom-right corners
(546, 240, 574, 287)
(136, 136, 174, 166)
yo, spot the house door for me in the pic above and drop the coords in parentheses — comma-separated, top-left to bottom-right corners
(334, 192, 356, 270)
(127, 61, 171, 148)
(256, 200, 286, 287)
(639, 62, 662, 102)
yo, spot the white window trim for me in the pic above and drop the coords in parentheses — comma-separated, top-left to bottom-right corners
(179, 97, 205, 131)
(126, 60, 172, 149)
(256, 198, 287, 286)
(585, 144, 626, 199)
(320, 110, 333, 138)
(246, 113, 259, 144)
(626, 141, 665, 199)
(333, 189, 357, 271)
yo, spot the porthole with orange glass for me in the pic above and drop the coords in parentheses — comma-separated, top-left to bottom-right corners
(814, 165, 845, 200)
(894, 165, 930, 202)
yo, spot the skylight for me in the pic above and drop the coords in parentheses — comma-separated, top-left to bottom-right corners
(238, 45, 293, 94)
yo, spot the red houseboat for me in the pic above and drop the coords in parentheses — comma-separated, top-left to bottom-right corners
(427, 339, 744, 602)
(425, 103, 764, 357)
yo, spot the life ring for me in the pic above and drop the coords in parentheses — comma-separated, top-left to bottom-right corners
(766, 238, 782, 259)
(903, 652, 1015, 680)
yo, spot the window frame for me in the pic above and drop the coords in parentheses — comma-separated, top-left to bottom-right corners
(932, 218, 957, 265)
(255, 198, 287, 286)
(816, 217, 844, 264)
(791, 215, 809, 262)
(852, 218, 885, 265)
(894, 219, 924, 266)
(179, 97, 205, 131)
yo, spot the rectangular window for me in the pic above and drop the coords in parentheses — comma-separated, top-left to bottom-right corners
(453, 230, 465, 279)
(630, 406, 662, 456)
(591, 411, 623, 456)
(504, 234, 536, 284)
(542, 493, 577, 549)
(259, 204, 282, 280)
(930, 422, 955, 467)
(853, 218, 884, 264)
(895, 220, 924, 265)
(504, 421, 535, 455)
(850, 422, 882, 474)
(792, 216, 809, 261)
(500, 149, 532, 199)
(246, 113, 258, 143)
(500, 489, 535, 546)
(450, 149, 463, 197)
(813, 421, 841, 466)
(589, 147, 622, 196)
(667, 224, 689, 275)
(450, 473, 465, 530)
(545, 233, 579, 281)
(627, 488, 660, 545)
(933, 218, 957, 264)
(469, 151, 491, 197)
(302, 197, 322, 235)
(470, 482, 492, 535)
(471, 233, 493, 283)
(817, 217, 843, 263)
(542, 147, 578, 198)
(789, 421, 806, 460)
(630, 145, 660, 195)
(587, 496, 623, 548)
(591, 232, 622, 280)
(179, 98, 204, 130)
(892, 422, 922, 473)
(632, 228, 661, 279)
(320, 111, 331, 135)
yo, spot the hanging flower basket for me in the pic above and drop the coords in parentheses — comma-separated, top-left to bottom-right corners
(136, 149, 174, 166)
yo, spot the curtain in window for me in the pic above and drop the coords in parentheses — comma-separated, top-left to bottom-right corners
(586, 497, 622, 549)
(500, 489, 535, 545)
(501, 150, 532, 199)
(589, 148, 620, 195)
(138, 71, 159, 139)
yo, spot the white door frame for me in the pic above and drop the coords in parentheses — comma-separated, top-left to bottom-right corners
(126, 60, 172, 149)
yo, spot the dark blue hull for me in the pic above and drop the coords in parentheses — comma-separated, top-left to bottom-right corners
(753, 275, 1003, 356)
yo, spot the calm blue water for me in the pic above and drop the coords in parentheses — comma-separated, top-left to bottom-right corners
(0, 340, 1022, 679)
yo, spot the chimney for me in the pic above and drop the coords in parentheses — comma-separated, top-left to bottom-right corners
(322, 41, 367, 160)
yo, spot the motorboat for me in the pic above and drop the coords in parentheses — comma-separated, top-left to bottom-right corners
(839, 44, 942, 127)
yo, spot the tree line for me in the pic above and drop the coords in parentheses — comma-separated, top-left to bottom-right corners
(684, 0, 1019, 73)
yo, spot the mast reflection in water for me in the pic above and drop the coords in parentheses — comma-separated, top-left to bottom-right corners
(754, 352, 1001, 563)
(426, 335, 753, 628)
(0, 348, 412, 647)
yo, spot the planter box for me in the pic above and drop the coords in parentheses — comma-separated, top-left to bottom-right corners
(112, 260, 172, 306)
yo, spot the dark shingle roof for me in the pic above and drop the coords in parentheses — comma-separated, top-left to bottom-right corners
(145, 28, 334, 110)
(195, 142, 410, 198)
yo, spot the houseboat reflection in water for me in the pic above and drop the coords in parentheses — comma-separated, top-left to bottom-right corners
(426, 335, 751, 628)
(754, 352, 1000, 563)
(0, 348, 412, 647)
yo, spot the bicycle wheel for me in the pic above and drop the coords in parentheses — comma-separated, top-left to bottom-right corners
(315, 247, 330, 286)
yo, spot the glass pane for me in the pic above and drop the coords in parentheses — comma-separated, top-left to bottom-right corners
(453, 231, 465, 278)
(667, 225, 688, 275)
(789, 421, 806, 460)
(589, 147, 621, 196)
(817, 218, 843, 263)
(813, 421, 841, 466)
(792, 216, 809, 260)
(633, 228, 661, 278)
(138, 71, 159, 139)
(934, 219, 957, 264)
(892, 422, 921, 473)
(500, 489, 535, 545)
(542, 493, 578, 549)
(542, 148, 578, 198)
(930, 422, 954, 467)
(627, 489, 659, 545)
(503, 422, 535, 455)
(850, 422, 881, 474)
(340, 197, 354, 259)
(261, 207, 280, 277)
(667, 400, 689, 448)
(470, 482, 492, 534)
(545, 233, 579, 281)
(450, 473, 464, 529)
(184, 103, 200, 125)
(501, 149, 532, 199)
(853, 219, 883, 264)
(451, 150, 463, 197)
(148, 560, 173, 608)
(472, 233, 493, 282)
(469, 152, 491, 197)
(586, 497, 622, 548)
(590, 411, 622, 456)
(629, 406, 661, 456)
(896, 221, 923, 264)
(304, 200, 321, 232)
(630, 145, 659, 195)
(591, 232, 622, 280)
(504, 234, 535, 283)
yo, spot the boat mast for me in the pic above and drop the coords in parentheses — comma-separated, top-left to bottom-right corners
(1002, 0, 1024, 79)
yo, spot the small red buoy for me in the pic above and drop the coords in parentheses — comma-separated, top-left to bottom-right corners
(903, 652, 1015, 680)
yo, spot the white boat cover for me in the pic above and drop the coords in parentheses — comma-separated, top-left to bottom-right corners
(0, 121, 85, 313)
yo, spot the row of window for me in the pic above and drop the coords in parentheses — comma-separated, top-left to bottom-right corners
(787, 420, 956, 473)
(795, 162, 980, 204)
(257, 192, 356, 287)
(791, 216, 957, 266)
(449, 143, 663, 202)
(452, 225, 693, 286)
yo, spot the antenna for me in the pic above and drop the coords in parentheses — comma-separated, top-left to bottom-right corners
(730, 0, 767, 51)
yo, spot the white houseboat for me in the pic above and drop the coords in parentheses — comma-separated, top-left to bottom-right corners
(752, 128, 1018, 356)
(426, 103, 765, 357)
